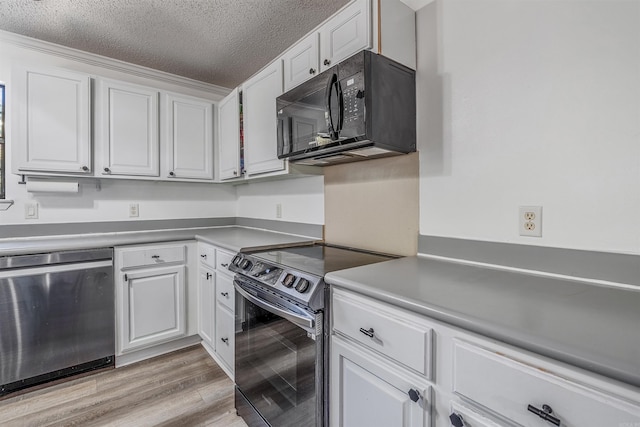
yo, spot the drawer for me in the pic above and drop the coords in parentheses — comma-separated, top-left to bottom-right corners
(448, 402, 502, 427)
(215, 303, 234, 372)
(216, 248, 234, 272)
(216, 272, 235, 311)
(121, 244, 185, 268)
(198, 244, 216, 269)
(453, 340, 640, 427)
(146, 246, 185, 264)
(332, 290, 432, 378)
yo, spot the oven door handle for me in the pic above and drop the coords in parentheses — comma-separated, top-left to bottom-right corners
(235, 282, 315, 333)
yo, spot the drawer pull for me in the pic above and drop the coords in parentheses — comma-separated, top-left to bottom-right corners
(200, 254, 207, 259)
(449, 412, 465, 427)
(221, 263, 229, 267)
(206, 272, 212, 280)
(221, 337, 229, 345)
(151, 255, 160, 259)
(527, 404, 561, 426)
(359, 327, 375, 338)
(220, 292, 229, 297)
(408, 388, 421, 402)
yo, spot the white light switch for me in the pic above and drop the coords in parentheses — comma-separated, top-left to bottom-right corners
(25, 202, 39, 219)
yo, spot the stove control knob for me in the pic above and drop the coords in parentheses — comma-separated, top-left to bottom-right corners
(240, 259, 252, 270)
(295, 278, 310, 293)
(282, 273, 296, 288)
(231, 255, 242, 266)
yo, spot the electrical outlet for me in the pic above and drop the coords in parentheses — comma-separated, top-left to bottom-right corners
(276, 203, 282, 219)
(519, 206, 542, 237)
(129, 203, 139, 218)
(25, 202, 38, 219)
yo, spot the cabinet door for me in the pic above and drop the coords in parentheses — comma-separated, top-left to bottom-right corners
(198, 266, 215, 348)
(331, 337, 431, 427)
(14, 67, 92, 174)
(165, 93, 213, 180)
(282, 32, 320, 91)
(119, 265, 186, 353)
(242, 61, 285, 176)
(217, 88, 242, 180)
(215, 301, 234, 374)
(99, 79, 159, 176)
(320, 0, 372, 72)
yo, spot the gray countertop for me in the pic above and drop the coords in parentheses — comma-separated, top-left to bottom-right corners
(0, 226, 318, 257)
(324, 255, 640, 388)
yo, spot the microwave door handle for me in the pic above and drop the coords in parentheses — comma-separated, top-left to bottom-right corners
(234, 282, 315, 333)
(337, 80, 344, 133)
(325, 73, 339, 140)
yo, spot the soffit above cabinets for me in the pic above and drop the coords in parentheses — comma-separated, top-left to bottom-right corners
(0, 0, 349, 88)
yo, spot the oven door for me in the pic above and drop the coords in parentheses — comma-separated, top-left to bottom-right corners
(234, 277, 323, 427)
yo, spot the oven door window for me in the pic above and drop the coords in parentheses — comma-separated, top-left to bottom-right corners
(236, 292, 319, 427)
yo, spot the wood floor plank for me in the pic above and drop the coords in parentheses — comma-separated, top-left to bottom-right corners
(0, 345, 247, 427)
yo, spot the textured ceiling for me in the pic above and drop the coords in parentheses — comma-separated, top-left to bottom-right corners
(0, 0, 350, 88)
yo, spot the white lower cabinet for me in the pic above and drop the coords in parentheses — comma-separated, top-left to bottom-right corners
(198, 242, 235, 378)
(116, 243, 188, 355)
(452, 340, 640, 427)
(215, 298, 235, 367)
(331, 288, 640, 427)
(331, 336, 432, 427)
(198, 266, 215, 346)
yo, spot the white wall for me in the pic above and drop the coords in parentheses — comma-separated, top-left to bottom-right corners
(235, 176, 325, 225)
(417, 0, 640, 254)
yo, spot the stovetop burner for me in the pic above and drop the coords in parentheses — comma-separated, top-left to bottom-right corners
(229, 244, 395, 311)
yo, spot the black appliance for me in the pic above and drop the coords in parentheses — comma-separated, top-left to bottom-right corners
(277, 50, 416, 166)
(230, 244, 394, 427)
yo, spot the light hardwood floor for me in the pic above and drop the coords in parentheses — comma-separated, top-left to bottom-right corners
(0, 345, 247, 427)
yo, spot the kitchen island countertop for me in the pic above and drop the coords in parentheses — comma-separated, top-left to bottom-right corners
(325, 255, 640, 389)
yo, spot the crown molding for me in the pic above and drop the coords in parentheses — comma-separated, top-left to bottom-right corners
(0, 30, 230, 98)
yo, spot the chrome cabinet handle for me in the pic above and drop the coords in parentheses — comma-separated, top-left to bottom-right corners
(527, 404, 561, 426)
(359, 327, 374, 338)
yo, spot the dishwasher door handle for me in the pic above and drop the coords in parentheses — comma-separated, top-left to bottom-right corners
(0, 260, 113, 279)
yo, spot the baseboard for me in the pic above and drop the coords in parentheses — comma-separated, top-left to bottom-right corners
(115, 335, 201, 368)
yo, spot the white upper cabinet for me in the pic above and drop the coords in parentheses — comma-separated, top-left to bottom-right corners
(282, 33, 321, 92)
(98, 79, 160, 177)
(320, 0, 372, 72)
(217, 88, 242, 180)
(242, 61, 285, 176)
(13, 67, 92, 174)
(164, 93, 214, 180)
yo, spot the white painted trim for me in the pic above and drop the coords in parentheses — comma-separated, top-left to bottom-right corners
(0, 30, 230, 97)
(0, 200, 14, 211)
(399, 0, 433, 11)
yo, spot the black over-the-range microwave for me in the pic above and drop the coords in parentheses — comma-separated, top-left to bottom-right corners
(276, 50, 416, 166)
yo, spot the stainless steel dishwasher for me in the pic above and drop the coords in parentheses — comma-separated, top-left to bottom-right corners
(0, 248, 115, 395)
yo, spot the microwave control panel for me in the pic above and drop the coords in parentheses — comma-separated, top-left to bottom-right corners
(341, 71, 365, 126)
